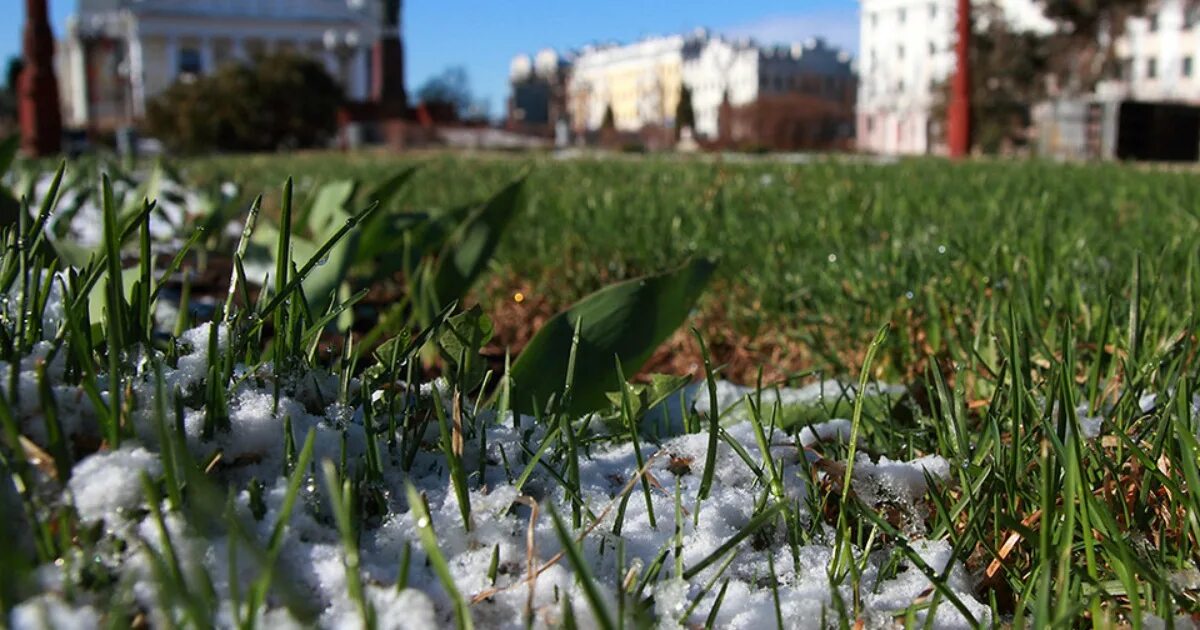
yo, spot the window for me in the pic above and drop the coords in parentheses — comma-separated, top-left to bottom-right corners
(1149, 13, 1159, 32)
(898, 44, 905, 59)
(928, 41, 936, 56)
(1119, 57, 1133, 79)
(930, 3, 937, 18)
(1184, 56, 1194, 77)
(1148, 57, 1158, 78)
(871, 12, 878, 27)
(899, 7, 906, 23)
(1187, 6, 1200, 28)
(178, 48, 202, 75)
(897, 78, 905, 92)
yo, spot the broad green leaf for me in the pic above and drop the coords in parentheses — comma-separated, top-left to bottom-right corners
(304, 180, 357, 238)
(0, 135, 20, 225)
(773, 392, 906, 430)
(356, 211, 429, 273)
(354, 166, 421, 268)
(370, 202, 478, 283)
(645, 373, 693, 409)
(435, 304, 494, 392)
(0, 134, 19, 177)
(86, 266, 143, 334)
(50, 237, 95, 268)
(372, 329, 413, 364)
(510, 258, 716, 417)
(248, 220, 358, 315)
(603, 373, 691, 419)
(0, 190, 19, 227)
(430, 177, 526, 309)
(362, 167, 418, 210)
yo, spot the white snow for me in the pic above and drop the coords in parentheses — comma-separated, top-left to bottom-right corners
(2, 331, 998, 629)
(9, 595, 100, 630)
(9, 292, 1189, 629)
(68, 446, 163, 523)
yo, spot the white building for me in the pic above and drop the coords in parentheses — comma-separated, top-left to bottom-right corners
(566, 34, 687, 134)
(564, 30, 854, 139)
(857, 0, 1052, 154)
(58, 0, 389, 131)
(1108, 0, 1200, 102)
(679, 36, 759, 137)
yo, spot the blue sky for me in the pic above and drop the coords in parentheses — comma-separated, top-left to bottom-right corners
(2, 1, 859, 115)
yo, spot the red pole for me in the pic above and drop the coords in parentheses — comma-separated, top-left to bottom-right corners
(947, 0, 970, 158)
(18, 0, 63, 157)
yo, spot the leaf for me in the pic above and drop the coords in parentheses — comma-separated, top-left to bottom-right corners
(86, 267, 143, 335)
(430, 177, 526, 310)
(362, 167, 418, 210)
(434, 305, 494, 392)
(355, 211, 429, 273)
(603, 373, 691, 420)
(774, 390, 908, 430)
(0, 190, 20, 228)
(0, 134, 19, 177)
(304, 180, 357, 238)
(510, 258, 717, 417)
(248, 222, 357, 316)
(0, 135, 20, 226)
(645, 373, 693, 409)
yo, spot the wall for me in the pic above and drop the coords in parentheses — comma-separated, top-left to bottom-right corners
(857, 0, 1053, 154)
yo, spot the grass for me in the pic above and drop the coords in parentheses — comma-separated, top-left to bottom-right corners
(1, 151, 1199, 627)
(184, 152, 1200, 384)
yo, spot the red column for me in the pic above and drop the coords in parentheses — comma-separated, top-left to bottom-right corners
(19, 0, 63, 157)
(947, 0, 970, 158)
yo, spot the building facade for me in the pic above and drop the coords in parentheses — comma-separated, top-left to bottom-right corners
(507, 49, 571, 134)
(857, 0, 1051, 154)
(1108, 0, 1200, 102)
(57, 0, 392, 132)
(565, 34, 687, 134)
(549, 30, 853, 140)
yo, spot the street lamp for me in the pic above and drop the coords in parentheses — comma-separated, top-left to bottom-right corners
(324, 28, 361, 98)
(325, 28, 364, 149)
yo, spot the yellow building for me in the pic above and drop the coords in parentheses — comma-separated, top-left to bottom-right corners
(568, 34, 684, 132)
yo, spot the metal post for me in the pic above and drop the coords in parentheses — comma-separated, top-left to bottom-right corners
(19, 0, 63, 156)
(947, 0, 971, 158)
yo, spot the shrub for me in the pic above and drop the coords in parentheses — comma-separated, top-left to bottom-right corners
(145, 51, 343, 153)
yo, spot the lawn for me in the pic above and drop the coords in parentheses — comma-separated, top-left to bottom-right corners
(190, 152, 1200, 384)
(3, 149, 1200, 628)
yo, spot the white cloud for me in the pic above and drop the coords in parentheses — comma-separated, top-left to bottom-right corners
(721, 10, 860, 57)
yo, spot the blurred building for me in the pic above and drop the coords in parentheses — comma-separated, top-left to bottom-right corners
(566, 34, 687, 135)
(857, 0, 1051, 154)
(506, 49, 571, 136)
(715, 40, 857, 150)
(558, 30, 854, 142)
(1106, 0, 1200, 102)
(1034, 0, 1200, 161)
(57, 0, 396, 133)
